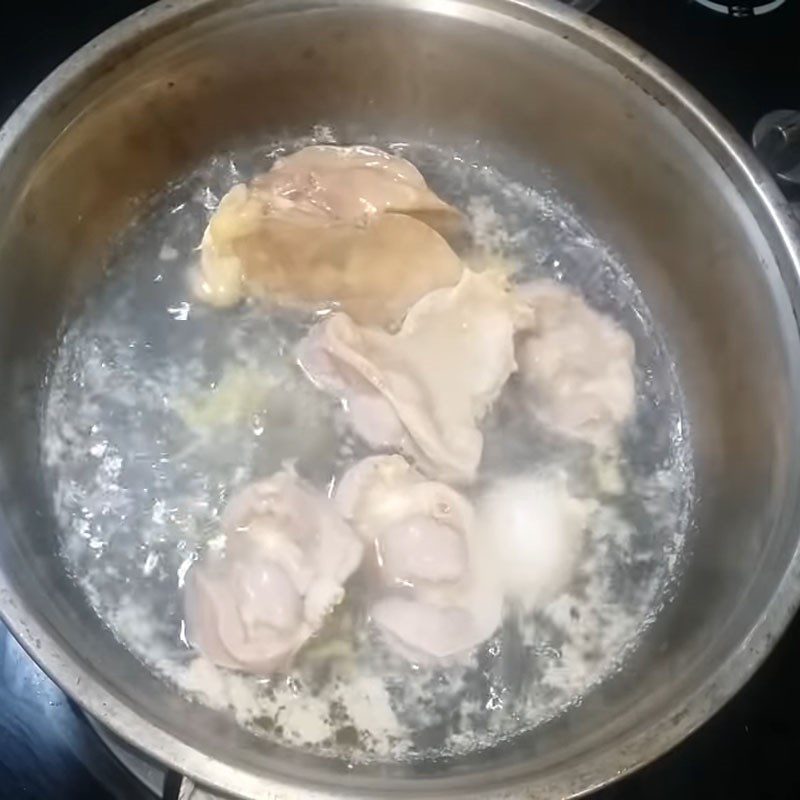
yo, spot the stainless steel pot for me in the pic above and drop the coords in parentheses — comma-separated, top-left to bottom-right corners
(1, 1, 799, 798)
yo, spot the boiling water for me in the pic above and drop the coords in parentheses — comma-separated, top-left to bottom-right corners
(42, 132, 693, 762)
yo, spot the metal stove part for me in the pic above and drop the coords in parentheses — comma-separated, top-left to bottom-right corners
(693, 0, 786, 15)
(90, 717, 223, 800)
(87, 716, 165, 797)
(753, 110, 800, 187)
(164, 774, 219, 800)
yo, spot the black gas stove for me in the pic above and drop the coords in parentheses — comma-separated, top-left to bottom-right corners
(2, 2, 800, 798)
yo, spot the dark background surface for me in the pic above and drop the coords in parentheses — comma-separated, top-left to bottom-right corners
(1, 0, 800, 798)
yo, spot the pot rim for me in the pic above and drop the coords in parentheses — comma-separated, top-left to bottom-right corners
(2, 1, 800, 798)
